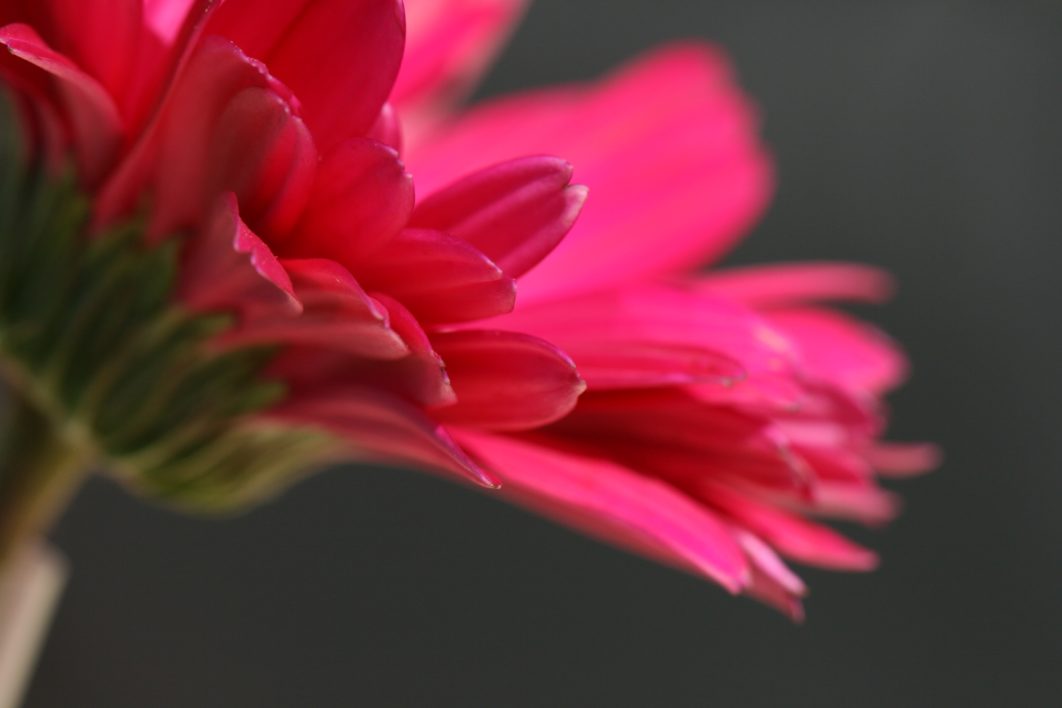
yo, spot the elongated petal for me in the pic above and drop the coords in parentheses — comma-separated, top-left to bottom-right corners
(431, 331, 585, 431)
(271, 388, 497, 487)
(456, 431, 750, 592)
(768, 307, 907, 395)
(207, 0, 405, 151)
(395, 0, 526, 138)
(701, 483, 879, 571)
(698, 262, 896, 308)
(500, 284, 799, 387)
(358, 228, 516, 324)
(411, 156, 586, 278)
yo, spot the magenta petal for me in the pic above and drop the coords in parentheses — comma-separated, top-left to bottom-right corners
(178, 193, 300, 318)
(207, 0, 405, 151)
(394, 0, 526, 116)
(499, 284, 799, 386)
(410, 156, 587, 279)
(208, 86, 316, 236)
(358, 228, 516, 324)
(285, 138, 413, 265)
(698, 263, 896, 308)
(0, 22, 122, 183)
(456, 431, 750, 592)
(768, 307, 908, 395)
(703, 483, 879, 571)
(219, 258, 409, 360)
(271, 388, 498, 488)
(407, 44, 772, 303)
(431, 331, 586, 431)
(33, 0, 142, 116)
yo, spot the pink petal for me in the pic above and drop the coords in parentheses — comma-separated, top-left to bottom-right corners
(697, 262, 896, 308)
(219, 258, 409, 360)
(394, 0, 526, 128)
(207, 86, 317, 236)
(358, 228, 516, 324)
(207, 0, 405, 151)
(768, 307, 908, 395)
(108, 36, 317, 238)
(410, 156, 587, 278)
(282, 138, 413, 266)
(497, 284, 800, 386)
(31, 0, 143, 116)
(408, 43, 772, 304)
(431, 331, 586, 431)
(178, 193, 300, 318)
(455, 431, 750, 592)
(270, 387, 497, 488)
(701, 482, 879, 571)
(735, 531, 806, 621)
(866, 442, 941, 478)
(0, 23, 122, 183)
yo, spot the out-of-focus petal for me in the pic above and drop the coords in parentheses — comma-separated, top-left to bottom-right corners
(701, 482, 879, 571)
(207, 0, 405, 151)
(408, 44, 772, 303)
(768, 307, 907, 395)
(697, 263, 896, 308)
(394, 0, 526, 124)
(0, 23, 122, 182)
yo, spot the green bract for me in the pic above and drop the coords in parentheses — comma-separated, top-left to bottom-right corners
(0, 93, 334, 552)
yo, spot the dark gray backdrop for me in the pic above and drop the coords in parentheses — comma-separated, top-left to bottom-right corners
(27, 1, 1062, 706)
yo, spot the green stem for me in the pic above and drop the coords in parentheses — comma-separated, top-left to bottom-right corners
(0, 382, 89, 570)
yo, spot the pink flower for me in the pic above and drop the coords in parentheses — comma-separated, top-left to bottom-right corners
(0, 0, 934, 617)
(395, 3, 937, 617)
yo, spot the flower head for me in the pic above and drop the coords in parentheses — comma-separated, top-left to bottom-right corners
(0, 0, 934, 616)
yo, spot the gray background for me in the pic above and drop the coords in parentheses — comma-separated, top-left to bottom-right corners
(28, 1, 1062, 705)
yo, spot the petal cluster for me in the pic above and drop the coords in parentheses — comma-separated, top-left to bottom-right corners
(0, 0, 934, 615)
(400, 33, 935, 615)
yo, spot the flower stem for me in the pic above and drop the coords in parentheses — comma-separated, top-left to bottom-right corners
(0, 383, 89, 572)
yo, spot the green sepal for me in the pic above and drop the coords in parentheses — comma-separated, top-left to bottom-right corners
(0, 93, 338, 513)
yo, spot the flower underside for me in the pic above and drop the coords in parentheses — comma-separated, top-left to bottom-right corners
(0, 93, 334, 518)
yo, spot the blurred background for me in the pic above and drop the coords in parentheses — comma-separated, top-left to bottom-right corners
(27, 1, 1062, 705)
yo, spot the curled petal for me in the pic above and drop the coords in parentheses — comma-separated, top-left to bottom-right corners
(432, 330, 585, 431)
(179, 193, 300, 318)
(0, 23, 122, 182)
(411, 156, 587, 278)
